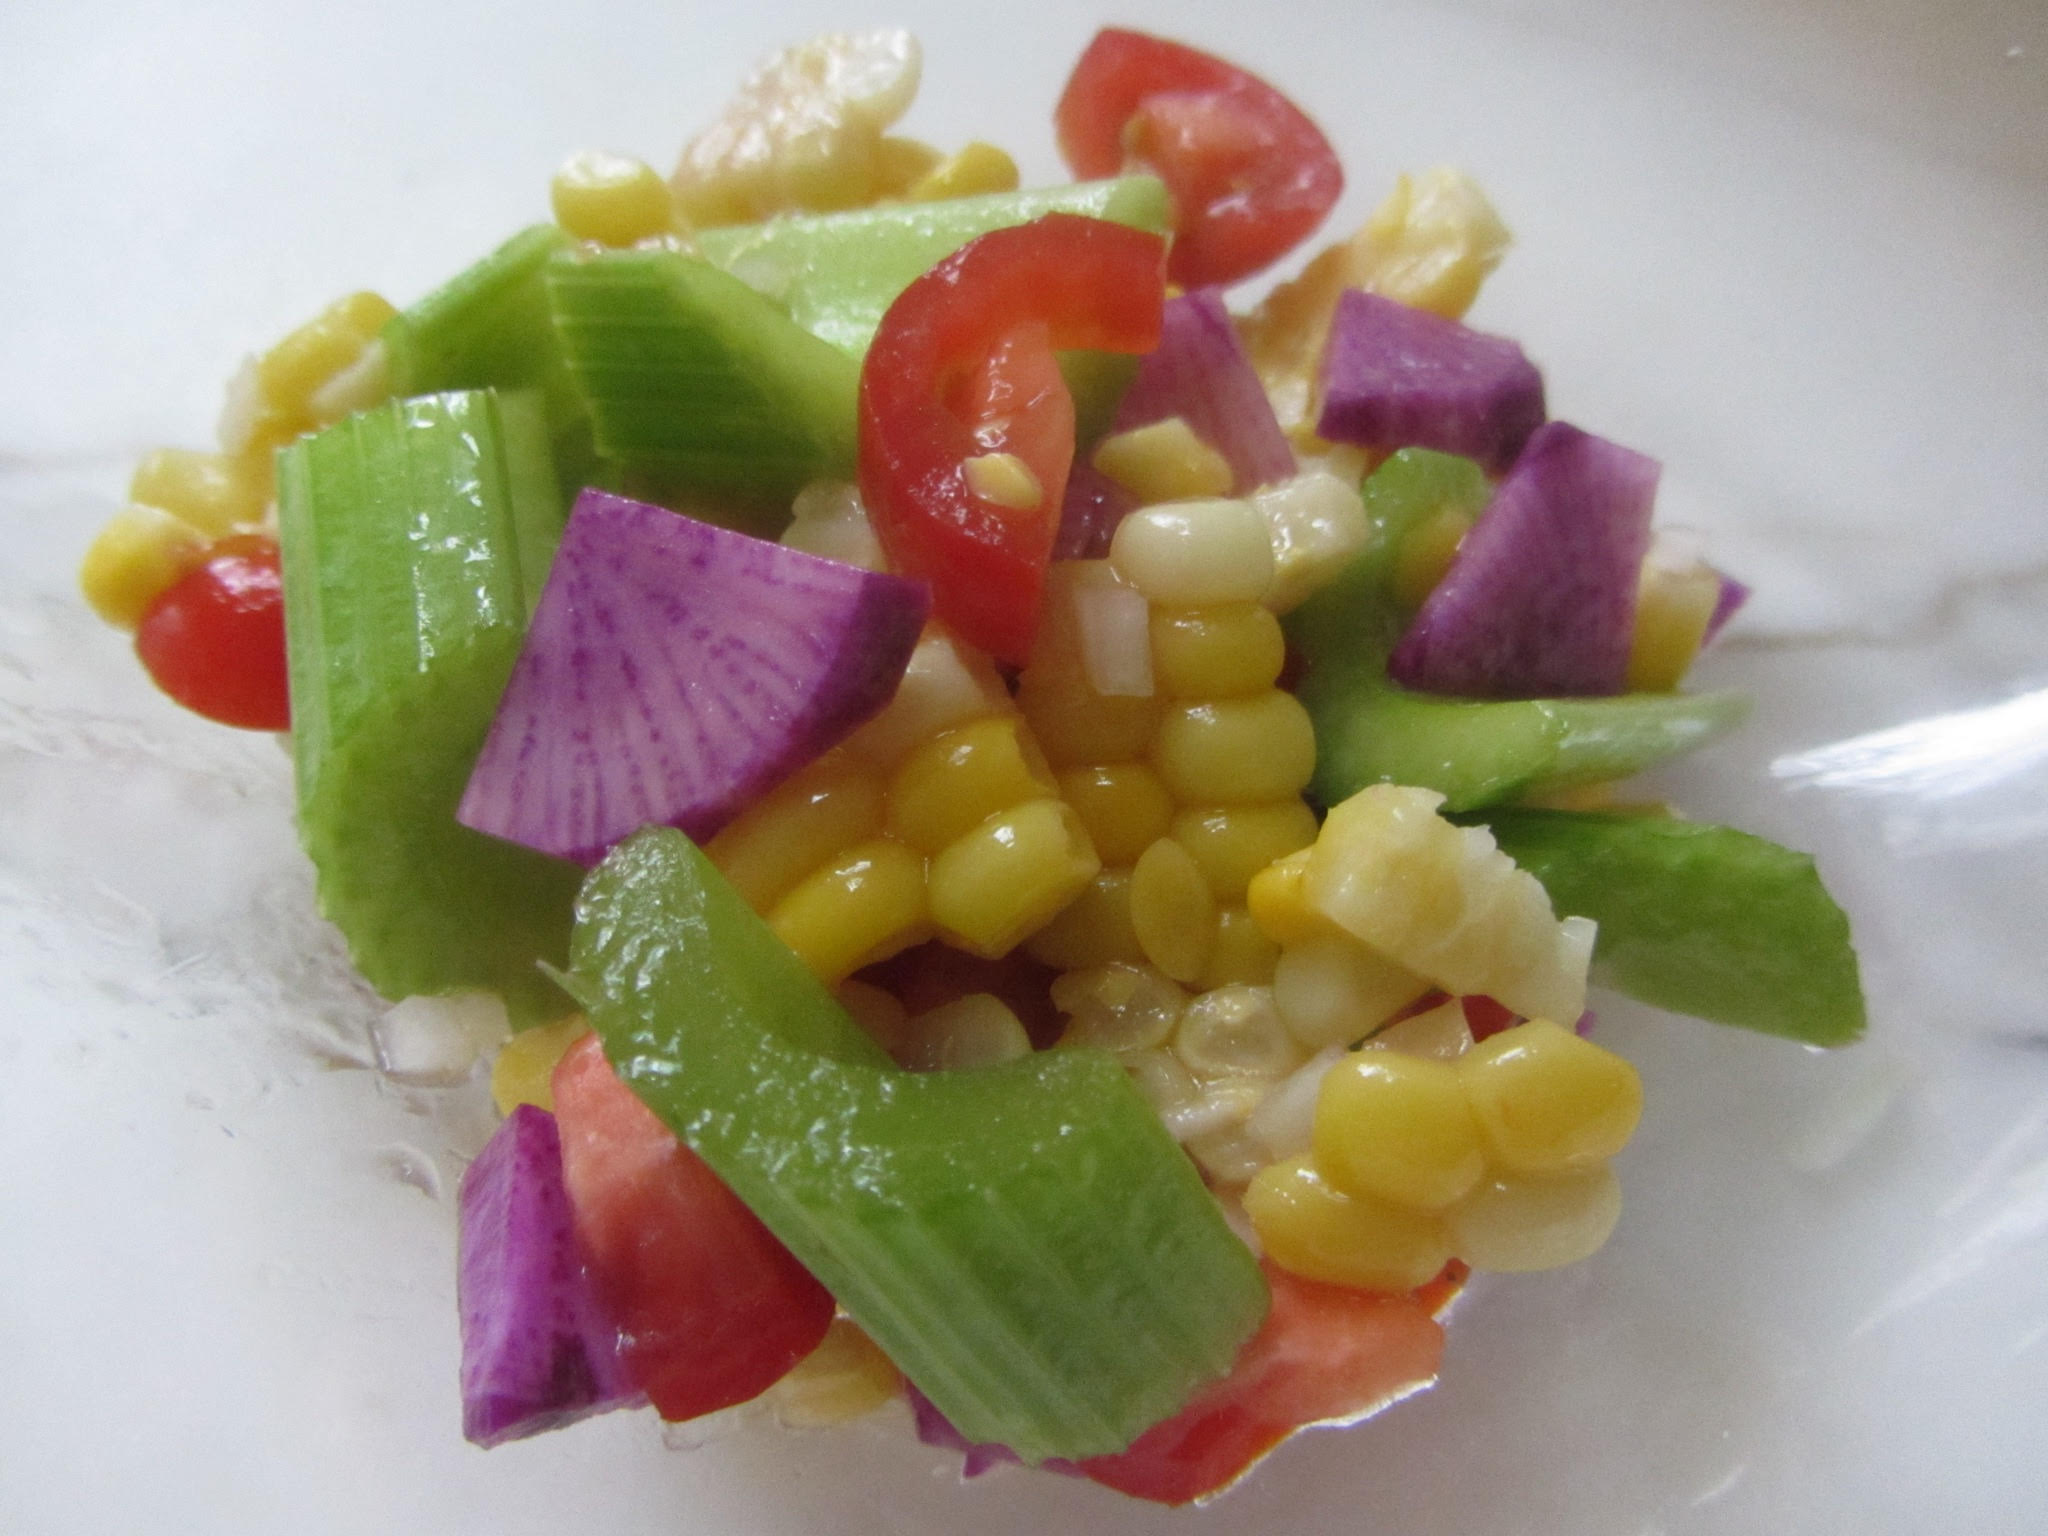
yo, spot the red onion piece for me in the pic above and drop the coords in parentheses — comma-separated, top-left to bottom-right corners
(1112, 287, 1297, 491)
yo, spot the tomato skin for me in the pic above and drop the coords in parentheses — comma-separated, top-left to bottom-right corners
(133, 533, 290, 731)
(1056, 29, 1343, 288)
(1078, 1260, 1448, 1506)
(858, 213, 1165, 665)
(550, 1033, 834, 1422)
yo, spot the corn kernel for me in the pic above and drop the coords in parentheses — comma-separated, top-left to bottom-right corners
(784, 480, 888, 571)
(906, 140, 1020, 201)
(1091, 417, 1235, 504)
(1198, 904, 1282, 989)
(1244, 1155, 1453, 1292)
(886, 715, 1054, 855)
(1272, 934, 1434, 1050)
(1129, 836, 1217, 984)
(871, 135, 947, 197)
(1052, 961, 1186, 1053)
(1173, 984, 1300, 1080)
(899, 993, 1032, 1072)
(927, 797, 1099, 958)
(79, 504, 211, 631)
(552, 150, 682, 246)
(962, 450, 1043, 510)
(489, 1014, 591, 1116)
(1186, 1125, 1270, 1187)
(1016, 668, 1162, 767)
(836, 978, 913, 1061)
(1458, 1018, 1642, 1177)
(1314, 1052, 1485, 1211)
(1445, 1166, 1623, 1272)
(1171, 801, 1319, 901)
(1627, 558, 1721, 692)
(1148, 603, 1286, 699)
(841, 628, 1010, 767)
(258, 291, 396, 421)
(130, 449, 267, 537)
(768, 1317, 902, 1427)
(1244, 1047, 1343, 1161)
(768, 836, 929, 982)
(1364, 997, 1474, 1060)
(1123, 1046, 1203, 1125)
(1055, 763, 1173, 866)
(1151, 693, 1316, 805)
(1250, 472, 1373, 614)
(1023, 868, 1145, 970)
(1110, 499, 1275, 607)
(707, 754, 885, 911)
(1392, 504, 1470, 611)
(1245, 849, 1348, 949)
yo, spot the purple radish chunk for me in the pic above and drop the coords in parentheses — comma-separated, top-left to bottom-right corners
(457, 1104, 641, 1447)
(1113, 288, 1296, 492)
(905, 1383, 1084, 1481)
(1316, 289, 1545, 474)
(1703, 569, 1750, 646)
(1389, 422, 1659, 698)
(459, 489, 929, 864)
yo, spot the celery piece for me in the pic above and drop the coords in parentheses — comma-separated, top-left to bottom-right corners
(545, 249, 861, 527)
(567, 827, 1267, 1463)
(279, 391, 583, 1023)
(1286, 449, 1748, 811)
(382, 225, 598, 495)
(1473, 810, 1866, 1045)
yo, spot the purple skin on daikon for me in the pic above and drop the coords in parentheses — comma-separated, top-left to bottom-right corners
(458, 490, 929, 865)
(1388, 422, 1659, 698)
(1316, 289, 1546, 475)
(457, 1104, 642, 1447)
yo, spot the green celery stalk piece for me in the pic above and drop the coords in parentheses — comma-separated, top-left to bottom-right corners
(279, 390, 583, 1024)
(545, 248, 861, 527)
(381, 225, 599, 496)
(566, 827, 1268, 1464)
(1471, 809, 1866, 1045)
(1286, 448, 1750, 812)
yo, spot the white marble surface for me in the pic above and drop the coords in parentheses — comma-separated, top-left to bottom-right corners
(2, 2, 2044, 1532)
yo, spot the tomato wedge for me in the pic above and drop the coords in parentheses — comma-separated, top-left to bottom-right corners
(858, 213, 1166, 666)
(1056, 29, 1343, 289)
(134, 532, 290, 731)
(550, 1033, 834, 1422)
(1077, 1260, 1450, 1506)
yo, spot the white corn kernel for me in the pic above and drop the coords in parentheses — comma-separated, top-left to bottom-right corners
(1173, 984, 1301, 1081)
(900, 993, 1032, 1072)
(1251, 471, 1373, 614)
(1052, 961, 1187, 1054)
(1109, 499, 1275, 606)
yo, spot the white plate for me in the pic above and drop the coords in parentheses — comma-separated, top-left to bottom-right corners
(3, 3, 2044, 1531)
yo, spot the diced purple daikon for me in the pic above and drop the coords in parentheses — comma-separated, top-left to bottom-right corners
(1113, 288, 1297, 492)
(1704, 569, 1751, 645)
(459, 490, 929, 865)
(1389, 422, 1659, 698)
(457, 1104, 642, 1447)
(1316, 289, 1545, 474)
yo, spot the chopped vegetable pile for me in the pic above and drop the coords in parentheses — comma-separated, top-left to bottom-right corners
(85, 23, 1865, 1509)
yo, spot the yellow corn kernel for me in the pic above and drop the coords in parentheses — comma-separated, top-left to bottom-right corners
(927, 797, 1099, 958)
(1314, 1052, 1485, 1211)
(1445, 1165, 1622, 1273)
(1626, 559, 1721, 692)
(768, 836, 929, 982)
(1147, 602, 1286, 699)
(129, 449, 267, 537)
(1199, 904, 1281, 989)
(1271, 933, 1434, 1050)
(960, 450, 1043, 510)
(1091, 417, 1235, 504)
(768, 1317, 902, 1427)
(706, 754, 885, 912)
(1151, 692, 1316, 805)
(1245, 849, 1349, 949)
(1016, 668, 1162, 768)
(1458, 1018, 1642, 1176)
(1170, 801, 1319, 901)
(1364, 997, 1474, 1060)
(78, 504, 211, 631)
(489, 1014, 591, 1116)
(886, 714, 1054, 855)
(1173, 984, 1300, 1080)
(258, 291, 396, 421)
(551, 150, 682, 246)
(872, 135, 947, 197)
(835, 978, 913, 1061)
(899, 993, 1033, 1072)
(1055, 762, 1174, 866)
(1053, 961, 1187, 1054)
(1109, 499, 1275, 607)
(1244, 1155, 1453, 1293)
(1023, 868, 1146, 970)
(905, 140, 1020, 201)
(1392, 504, 1470, 611)
(841, 627, 1010, 768)
(1129, 836, 1217, 984)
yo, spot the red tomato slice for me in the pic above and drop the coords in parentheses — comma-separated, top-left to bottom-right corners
(858, 213, 1165, 666)
(133, 532, 290, 731)
(550, 1033, 834, 1422)
(1056, 28, 1343, 288)
(1078, 1259, 1448, 1506)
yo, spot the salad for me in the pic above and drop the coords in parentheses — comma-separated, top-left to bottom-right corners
(77, 25, 1864, 1508)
